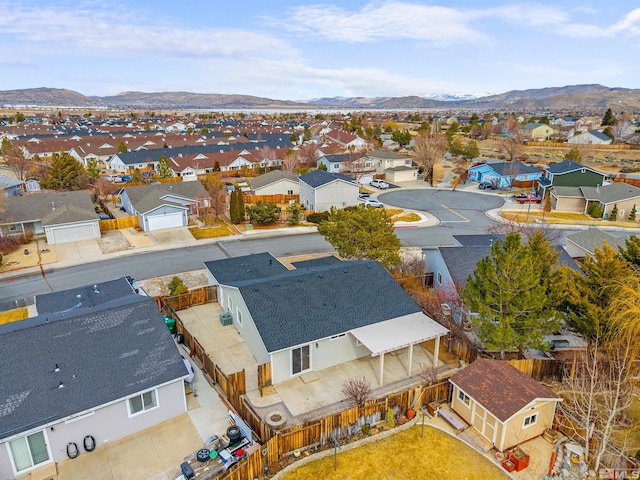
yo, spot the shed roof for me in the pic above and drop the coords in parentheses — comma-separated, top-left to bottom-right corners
(450, 359, 560, 422)
(250, 170, 297, 190)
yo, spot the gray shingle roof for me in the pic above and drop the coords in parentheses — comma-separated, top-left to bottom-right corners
(545, 160, 602, 175)
(235, 261, 421, 352)
(552, 186, 584, 198)
(290, 255, 342, 269)
(2, 191, 96, 224)
(580, 182, 640, 204)
(124, 182, 207, 214)
(250, 170, 297, 190)
(320, 153, 365, 164)
(204, 252, 289, 285)
(588, 130, 612, 142)
(452, 234, 506, 247)
(0, 175, 23, 189)
(368, 150, 408, 160)
(299, 170, 355, 188)
(488, 162, 540, 177)
(565, 229, 628, 255)
(0, 288, 187, 440)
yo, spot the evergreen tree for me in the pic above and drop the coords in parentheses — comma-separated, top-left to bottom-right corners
(462, 233, 561, 358)
(602, 108, 616, 126)
(287, 202, 302, 225)
(246, 202, 281, 224)
(117, 141, 128, 153)
(155, 155, 173, 179)
(588, 202, 603, 218)
(461, 140, 480, 160)
(229, 189, 245, 224)
(619, 235, 640, 267)
(317, 205, 400, 268)
(609, 204, 618, 221)
(86, 159, 101, 182)
(213, 160, 221, 172)
(40, 152, 88, 191)
(564, 148, 582, 163)
(317, 162, 328, 171)
(630, 205, 637, 222)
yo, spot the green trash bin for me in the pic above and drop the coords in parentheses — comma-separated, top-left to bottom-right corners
(164, 315, 176, 334)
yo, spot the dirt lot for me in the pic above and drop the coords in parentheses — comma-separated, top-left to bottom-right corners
(137, 270, 210, 296)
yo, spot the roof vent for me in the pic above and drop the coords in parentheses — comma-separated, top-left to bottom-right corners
(318, 274, 324, 278)
(93, 285, 100, 294)
(54, 364, 60, 373)
(274, 282, 280, 287)
(342, 269, 348, 273)
(58, 381, 65, 390)
(298, 278, 303, 282)
(254, 287, 259, 291)
(366, 264, 372, 269)
(246, 269, 251, 273)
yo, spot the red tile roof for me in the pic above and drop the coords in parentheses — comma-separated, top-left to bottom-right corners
(450, 358, 560, 422)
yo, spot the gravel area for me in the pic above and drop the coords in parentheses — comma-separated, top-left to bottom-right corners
(137, 269, 210, 296)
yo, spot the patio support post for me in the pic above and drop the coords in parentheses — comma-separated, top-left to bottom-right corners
(433, 336, 441, 367)
(407, 344, 413, 376)
(378, 353, 385, 386)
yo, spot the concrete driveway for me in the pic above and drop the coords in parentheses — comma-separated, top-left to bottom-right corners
(148, 227, 196, 246)
(379, 189, 505, 223)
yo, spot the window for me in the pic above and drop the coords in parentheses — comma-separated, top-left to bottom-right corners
(236, 307, 242, 325)
(523, 413, 538, 428)
(437, 272, 442, 285)
(8, 431, 51, 474)
(227, 296, 233, 312)
(291, 345, 310, 375)
(287, 190, 294, 195)
(128, 389, 158, 416)
(458, 390, 470, 406)
(330, 333, 346, 341)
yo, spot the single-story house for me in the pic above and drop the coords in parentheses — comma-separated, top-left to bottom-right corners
(0, 278, 189, 479)
(450, 358, 562, 452)
(467, 161, 542, 189)
(550, 182, 640, 219)
(537, 161, 608, 197)
(0, 175, 24, 197)
(563, 229, 629, 259)
(250, 170, 299, 195)
(298, 170, 359, 212)
(0, 191, 101, 245)
(119, 182, 210, 231)
(204, 253, 448, 386)
(568, 130, 612, 145)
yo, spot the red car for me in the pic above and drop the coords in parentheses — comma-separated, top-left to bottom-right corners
(515, 193, 542, 204)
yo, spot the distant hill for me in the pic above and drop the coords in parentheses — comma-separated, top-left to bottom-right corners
(1, 84, 639, 110)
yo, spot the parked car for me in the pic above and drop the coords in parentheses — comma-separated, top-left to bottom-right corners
(478, 182, 496, 190)
(370, 179, 389, 189)
(515, 193, 542, 204)
(361, 198, 384, 208)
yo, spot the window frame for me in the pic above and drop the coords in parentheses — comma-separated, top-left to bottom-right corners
(236, 307, 243, 326)
(291, 344, 311, 376)
(7, 430, 52, 475)
(127, 388, 159, 417)
(457, 389, 470, 406)
(523, 413, 538, 428)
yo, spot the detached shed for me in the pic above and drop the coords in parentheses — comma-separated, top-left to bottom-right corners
(449, 359, 561, 452)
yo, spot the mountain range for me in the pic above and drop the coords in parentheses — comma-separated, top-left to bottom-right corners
(1, 85, 639, 111)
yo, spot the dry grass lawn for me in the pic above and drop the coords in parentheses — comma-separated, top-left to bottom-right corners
(500, 210, 640, 228)
(188, 224, 232, 239)
(281, 426, 507, 480)
(0, 308, 28, 325)
(393, 212, 421, 222)
(384, 208, 403, 216)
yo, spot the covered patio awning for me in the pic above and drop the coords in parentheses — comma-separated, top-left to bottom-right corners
(350, 312, 449, 385)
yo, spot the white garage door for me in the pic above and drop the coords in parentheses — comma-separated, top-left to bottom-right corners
(146, 212, 184, 231)
(359, 174, 373, 185)
(49, 223, 97, 244)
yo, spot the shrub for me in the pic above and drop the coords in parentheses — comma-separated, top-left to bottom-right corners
(167, 276, 188, 296)
(341, 376, 372, 406)
(18, 232, 34, 244)
(286, 202, 302, 225)
(306, 211, 329, 224)
(0, 236, 20, 255)
(246, 201, 281, 225)
(587, 202, 602, 218)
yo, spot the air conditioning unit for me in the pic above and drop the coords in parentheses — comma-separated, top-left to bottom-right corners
(219, 312, 233, 326)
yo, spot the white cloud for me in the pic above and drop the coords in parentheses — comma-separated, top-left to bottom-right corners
(0, 2, 295, 59)
(275, 2, 487, 44)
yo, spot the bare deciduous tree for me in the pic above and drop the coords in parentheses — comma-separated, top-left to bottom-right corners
(296, 143, 321, 168)
(418, 363, 438, 385)
(1, 139, 31, 181)
(413, 132, 447, 184)
(201, 173, 226, 223)
(281, 150, 298, 174)
(341, 376, 372, 406)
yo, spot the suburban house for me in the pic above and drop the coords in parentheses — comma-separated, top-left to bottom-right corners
(567, 130, 612, 145)
(316, 153, 374, 183)
(563, 229, 630, 259)
(323, 129, 367, 150)
(449, 359, 562, 452)
(369, 150, 415, 178)
(519, 123, 555, 141)
(550, 182, 640, 219)
(298, 170, 359, 212)
(468, 161, 542, 189)
(537, 161, 608, 198)
(119, 182, 210, 231)
(0, 191, 101, 245)
(0, 278, 189, 479)
(0, 175, 24, 197)
(204, 253, 449, 386)
(250, 170, 299, 195)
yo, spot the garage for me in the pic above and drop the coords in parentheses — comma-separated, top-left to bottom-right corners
(145, 212, 185, 231)
(45, 221, 100, 245)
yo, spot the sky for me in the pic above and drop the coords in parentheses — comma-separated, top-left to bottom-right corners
(0, 1, 639, 100)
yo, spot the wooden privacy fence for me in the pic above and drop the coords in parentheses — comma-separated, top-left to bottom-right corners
(507, 358, 564, 383)
(444, 335, 479, 364)
(99, 215, 139, 232)
(155, 286, 217, 312)
(526, 141, 640, 150)
(257, 362, 272, 396)
(244, 194, 299, 204)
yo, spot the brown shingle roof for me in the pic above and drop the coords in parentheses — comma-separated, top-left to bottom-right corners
(450, 358, 560, 422)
